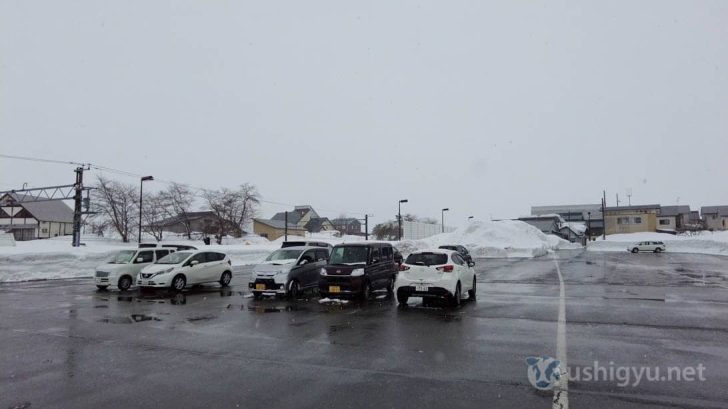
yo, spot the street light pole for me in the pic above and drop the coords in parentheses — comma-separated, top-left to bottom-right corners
(138, 176, 154, 244)
(398, 199, 408, 241)
(441, 208, 450, 233)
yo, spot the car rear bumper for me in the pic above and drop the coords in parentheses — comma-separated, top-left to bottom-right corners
(396, 285, 453, 298)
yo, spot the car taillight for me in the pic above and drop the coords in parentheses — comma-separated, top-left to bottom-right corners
(399, 264, 410, 271)
(436, 265, 454, 273)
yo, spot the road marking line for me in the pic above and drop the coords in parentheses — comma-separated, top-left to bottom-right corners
(552, 254, 569, 409)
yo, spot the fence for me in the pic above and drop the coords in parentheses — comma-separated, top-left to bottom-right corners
(402, 220, 456, 240)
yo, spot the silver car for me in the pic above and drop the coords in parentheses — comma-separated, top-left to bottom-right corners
(249, 246, 330, 299)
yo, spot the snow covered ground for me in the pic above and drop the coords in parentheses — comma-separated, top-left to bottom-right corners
(587, 231, 728, 256)
(397, 220, 581, 258)
(0, 222, 581, 283)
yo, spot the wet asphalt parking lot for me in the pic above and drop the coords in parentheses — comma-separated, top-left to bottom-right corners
(2, 250, 728, 409)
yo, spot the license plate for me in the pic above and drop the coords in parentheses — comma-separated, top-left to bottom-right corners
(329, 286, 341, 293)
(415, 284, 429, 292)
(255, 284, 266, 290)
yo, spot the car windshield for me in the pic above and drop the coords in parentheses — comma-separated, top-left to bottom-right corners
(281, 242, 307, 248)
(329, 246, 368, 265)
(108, 250, 136, 264)
(265, 249, 304, 262)
(156, 252, 192, 265)
(439, 246, 457, 251)
(405, 252, 448, 266)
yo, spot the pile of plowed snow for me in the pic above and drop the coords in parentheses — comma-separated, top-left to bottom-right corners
(398, 220, 580, 258)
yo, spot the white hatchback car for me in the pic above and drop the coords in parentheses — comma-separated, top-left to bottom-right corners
(628, 241, 666, 253)
(138, 250, 232, 291)
(395, 249, 476, 307)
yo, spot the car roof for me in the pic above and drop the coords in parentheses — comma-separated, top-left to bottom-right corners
(411, 248, 457, 255)
(276, 246, 322, 251)
(333, 242, 391, 247)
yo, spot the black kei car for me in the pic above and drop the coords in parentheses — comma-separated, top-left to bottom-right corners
(319, 242, 398, 299)
(438, 245, 475, 266)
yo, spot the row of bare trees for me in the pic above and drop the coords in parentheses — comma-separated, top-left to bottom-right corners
(90, 176, 260, 243)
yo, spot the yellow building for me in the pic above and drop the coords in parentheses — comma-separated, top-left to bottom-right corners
(253, 218, 306, 241)
(604, 205, 660, 235)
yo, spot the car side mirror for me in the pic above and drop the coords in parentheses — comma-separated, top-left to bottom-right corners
(136, 257, 144, 263)
(299, 259, 309, 266)
(468, 262, 475, 267)
(190, 260, 199, 266)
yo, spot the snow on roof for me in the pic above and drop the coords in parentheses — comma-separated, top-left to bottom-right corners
(2, 193, 74, 223)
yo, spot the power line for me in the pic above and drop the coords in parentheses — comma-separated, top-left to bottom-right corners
(1, 152, 365, 216)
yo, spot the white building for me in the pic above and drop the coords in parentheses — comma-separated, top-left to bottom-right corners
(0, 193, 74, 241)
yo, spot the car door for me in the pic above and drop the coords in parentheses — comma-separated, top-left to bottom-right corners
(452, 253, 473, 291)
(308, 249, 329, 288)
(205, 252, 226, 281)
(132, 250, 155, 274)
(298, 250, 319, 288)
(368, 246, 384, 288)
(185, 252, 207, 284)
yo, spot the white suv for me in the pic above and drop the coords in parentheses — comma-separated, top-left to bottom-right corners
(138, 250, 232, 291)
(395, 249, 476, 307)
(629, 241, 666, 253)
(94, 248, 175, 291)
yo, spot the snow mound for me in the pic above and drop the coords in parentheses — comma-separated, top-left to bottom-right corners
(588, 231, 728, 256)
(398, 220, 581, 258)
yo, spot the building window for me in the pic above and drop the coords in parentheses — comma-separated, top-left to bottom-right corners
(659, 219, 670, 225)
(634, 217, 642, 224)
(617, 217, 630, 225)
(42, 228, 48, 233)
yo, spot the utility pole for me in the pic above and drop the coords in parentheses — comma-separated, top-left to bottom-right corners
(364, 215, 368, 241)
(138, 176, 154, 244)
(398, 199, 408, 241)
(284, 211, 288, 241)
(602, 190, 607, 240)
(72, 166, 87, 247)
(441, 208, 450, 233)
(626, 188, 632, 206)
(616, 193, 620, 207)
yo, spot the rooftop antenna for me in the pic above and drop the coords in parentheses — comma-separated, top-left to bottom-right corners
(626, 188, 632, 206)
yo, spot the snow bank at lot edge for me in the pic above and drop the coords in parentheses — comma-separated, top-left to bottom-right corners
(587, 231, 728, 256)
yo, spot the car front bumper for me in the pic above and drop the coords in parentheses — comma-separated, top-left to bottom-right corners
(318, 276, 365, 297)
(249, 279, 286, 294)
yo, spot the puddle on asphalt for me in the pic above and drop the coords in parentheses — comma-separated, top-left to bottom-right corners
(186, 314, 217, 322)
(247, 305, 307, 313)
(99, 314, 162, 324)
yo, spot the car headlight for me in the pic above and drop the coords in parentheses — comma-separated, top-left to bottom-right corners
(319, 268, 327, 276)
(150, 267, 174, 278)
(351, 268, 365, 277)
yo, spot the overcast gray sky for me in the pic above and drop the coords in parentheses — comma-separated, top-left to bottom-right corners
(1, 1, 727, 227)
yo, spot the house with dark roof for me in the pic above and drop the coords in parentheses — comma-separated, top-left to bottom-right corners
(252, 218, 306, 240)
(0, 193, 74, 241)
(657, 205, 692, 232)
(157, 211, 239, 236)
(331, 217, 362, 236)
(269, 205, 337, 234)
(304, 217, 335, 233)
(701, 206, 728, 231)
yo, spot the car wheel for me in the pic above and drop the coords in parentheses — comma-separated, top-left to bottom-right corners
(118, 276, 132, 292)
(468, 277, 476, 300)
(288, 280, 301, 300)
(96, 285, 108, 291)
(361, 281, 371, 300)
(450, 283, 461, 307)
(631, 248, 639, 253)
(396, 289, 409, 306)
(219, 271, 232, 287)
(655, 248, 663, 253)
(171, 275, 186, 292)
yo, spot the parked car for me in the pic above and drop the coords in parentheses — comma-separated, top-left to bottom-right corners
(395, 249, 476, 307)
(319, 242, 398, 299)
(250, 246, 330, 299)
(94, 248, 176, 291)
(139, 243, 198, 251)
(137, 250, 232, 291)
(438, 245, 475, 265)
(628, 241, 666, 253)
(281, 240, 333, 251)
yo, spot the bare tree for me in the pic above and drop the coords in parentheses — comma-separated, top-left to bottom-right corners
(141, 192, 171, 242)
(373, 221, 398, 240)
(203, 184, 260, 243)
(92, 176, 138, 242)
(160, 182, 196, 239)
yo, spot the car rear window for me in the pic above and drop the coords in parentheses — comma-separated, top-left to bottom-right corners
(281, 241, 307, 248)
(405, 252, 448, 266)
